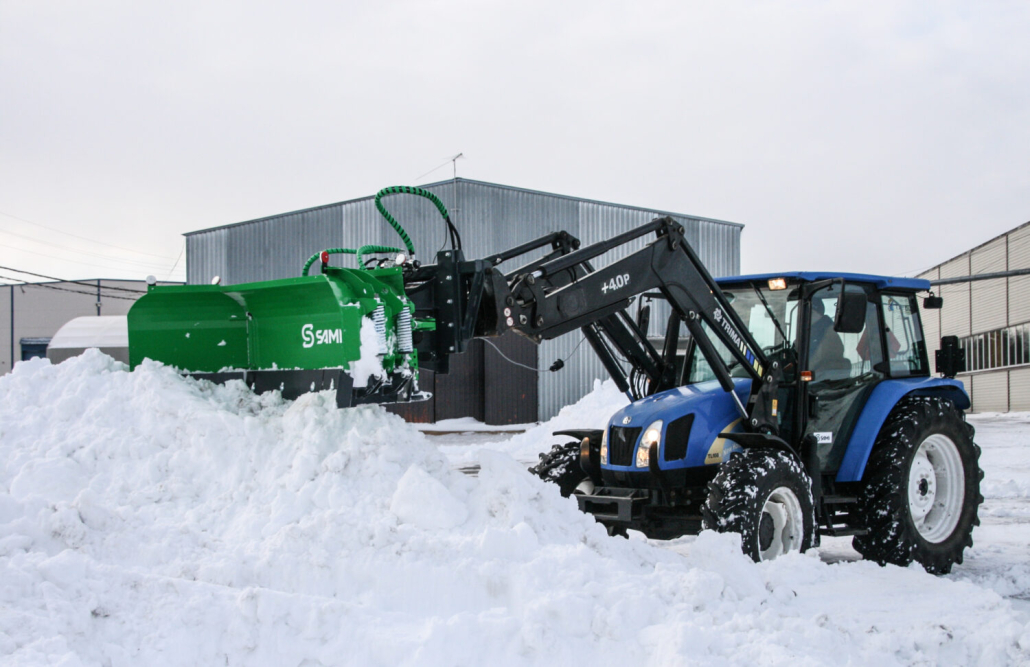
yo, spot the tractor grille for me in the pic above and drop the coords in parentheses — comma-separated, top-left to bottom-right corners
(663, 414, 695, 461)
(608, 426, 642, 467)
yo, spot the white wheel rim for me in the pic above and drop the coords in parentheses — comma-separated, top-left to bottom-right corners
(759, 486, 804, 561)
(908, 433, 965, 543)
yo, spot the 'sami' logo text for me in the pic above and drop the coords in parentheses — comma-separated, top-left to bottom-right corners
(302, 323, 344, 348)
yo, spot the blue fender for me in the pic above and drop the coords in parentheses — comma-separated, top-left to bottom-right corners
(834, 377, 970, 483)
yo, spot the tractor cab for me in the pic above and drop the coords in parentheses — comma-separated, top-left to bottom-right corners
(691, 272, 936, 476)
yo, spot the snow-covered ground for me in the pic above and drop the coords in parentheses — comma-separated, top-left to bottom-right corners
(1, 352, 1028, 665)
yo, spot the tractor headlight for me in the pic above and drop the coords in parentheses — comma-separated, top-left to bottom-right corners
(637, 420, 663, 468)
(600, 427, 609, 464)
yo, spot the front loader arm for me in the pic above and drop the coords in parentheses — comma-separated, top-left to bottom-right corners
(493, 217, 783, 434)
(405, 216, 782, 434)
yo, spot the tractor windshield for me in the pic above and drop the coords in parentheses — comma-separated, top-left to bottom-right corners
(688, 282, 800, 383)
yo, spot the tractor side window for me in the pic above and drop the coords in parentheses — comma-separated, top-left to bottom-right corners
(881, 294, 927, 376)
(805, 285, 884, 472)
(808, 285, 883, 381)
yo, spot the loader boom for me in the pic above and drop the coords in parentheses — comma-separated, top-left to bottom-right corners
(412, 216, 783, 436)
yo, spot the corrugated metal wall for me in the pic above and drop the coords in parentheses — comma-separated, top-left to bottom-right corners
(918, 219, 1030, 413)
(970, 237, 1006, 333)
(1009, 226, 1030, 324)
(185, 179, 742, 421)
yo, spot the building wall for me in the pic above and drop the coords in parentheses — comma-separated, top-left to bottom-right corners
(0, 280, 162, 375)
(919, 220, 1030, 412)
(185, 179, 742, 421)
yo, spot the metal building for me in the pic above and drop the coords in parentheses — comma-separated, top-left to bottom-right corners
(185, 178, 743, 422)
(1, 279, 167, 375)
(919, 219, 1030, 412)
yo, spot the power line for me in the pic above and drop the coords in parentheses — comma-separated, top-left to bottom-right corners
(0, 226, 178, 271)
(0, 264, 149, 293)
(0, 242, 183, 277)
(167, 243, 185, 280)
(414, 158, 456, 182)
(0, 209, 178, 260)
(0, 275, 137, 301)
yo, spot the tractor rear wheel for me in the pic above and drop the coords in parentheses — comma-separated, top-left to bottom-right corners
(851, 396, 983, 574)
(702, 448, 816, 562)
(529, 441, 585, 497)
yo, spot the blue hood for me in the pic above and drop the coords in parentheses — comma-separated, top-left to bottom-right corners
(605, 379, 751, 471)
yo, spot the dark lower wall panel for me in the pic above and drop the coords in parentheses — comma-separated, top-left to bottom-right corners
(434, 340, 485, 421)
(484, 333, 538, 425)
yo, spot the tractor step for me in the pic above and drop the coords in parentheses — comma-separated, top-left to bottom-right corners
(819, 525, 868, 538)
(821, 495, 858, 505)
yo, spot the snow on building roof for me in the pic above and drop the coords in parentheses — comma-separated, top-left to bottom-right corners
(48, 315, 128, 349)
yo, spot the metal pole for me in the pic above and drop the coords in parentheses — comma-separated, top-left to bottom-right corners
(930, 267, 1030, 286)
(96, 279, 101, 315)
(9, 285, 14, 368)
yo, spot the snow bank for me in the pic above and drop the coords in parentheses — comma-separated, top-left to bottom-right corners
(437, 379, 629, 466)
(1, 352, 1028, 665)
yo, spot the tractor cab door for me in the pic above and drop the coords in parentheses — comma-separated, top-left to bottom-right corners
(802, 283, 885, 472)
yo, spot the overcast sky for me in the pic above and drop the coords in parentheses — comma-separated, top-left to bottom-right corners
(1, 1, 1028, 283)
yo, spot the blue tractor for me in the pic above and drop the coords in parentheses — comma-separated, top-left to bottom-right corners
(490, 218, 982, 573)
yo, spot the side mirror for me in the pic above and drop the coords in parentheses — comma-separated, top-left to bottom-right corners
(923, 293, 943, 309)
(936, 335, 966, 378)
(833, 290, 866, 333)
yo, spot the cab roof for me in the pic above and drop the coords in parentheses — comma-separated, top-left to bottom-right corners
(715, 272, 930, 291)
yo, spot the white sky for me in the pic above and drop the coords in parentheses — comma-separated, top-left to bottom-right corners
(1, 0, 1028, 282)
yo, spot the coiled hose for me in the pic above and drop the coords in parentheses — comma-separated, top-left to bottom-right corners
(302, 247, 355, 276)
(302, 186, 461, 275)
(302, 246, 405, 275)
(357, 244, 403, 266)
(374, 186, 463, 258)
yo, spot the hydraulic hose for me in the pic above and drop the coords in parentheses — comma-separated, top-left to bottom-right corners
(302, 247, 355, 276)
(302, 246, 409, 275)
(374, 186, 463, 258)
(357, 245, 403, 266)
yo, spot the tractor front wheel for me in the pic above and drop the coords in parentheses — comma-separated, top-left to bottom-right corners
(529, 441, 585, 497)
(851, 396, 983, 574)
(702, 448, 816, 562)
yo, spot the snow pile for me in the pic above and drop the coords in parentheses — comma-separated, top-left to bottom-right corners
(1, 352, 1028, 665)
(438, 379, 629, 466)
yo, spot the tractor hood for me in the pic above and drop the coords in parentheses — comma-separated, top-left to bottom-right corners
(603, 379, 752, 472)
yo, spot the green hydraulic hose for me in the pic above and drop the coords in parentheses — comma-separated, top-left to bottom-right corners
(302, 247, 356, 276)
(374, 186, 455, 258)
(357, 245, 403, 266)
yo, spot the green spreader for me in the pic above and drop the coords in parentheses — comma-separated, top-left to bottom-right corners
(127, 187, 447, 408)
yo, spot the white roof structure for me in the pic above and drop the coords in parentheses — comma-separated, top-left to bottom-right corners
(48, 316, 128, 349)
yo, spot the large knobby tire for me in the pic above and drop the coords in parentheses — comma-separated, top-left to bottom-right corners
(851, 395, 983, 574)
(702, 448, 817, 562)
(529, 441, 586, 497)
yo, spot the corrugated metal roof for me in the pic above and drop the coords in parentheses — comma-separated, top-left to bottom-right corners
(183, 177, 743, 236)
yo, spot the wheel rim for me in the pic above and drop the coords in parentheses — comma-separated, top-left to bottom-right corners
(758, 486, 804, 561)
(907, 433, 965, 543)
